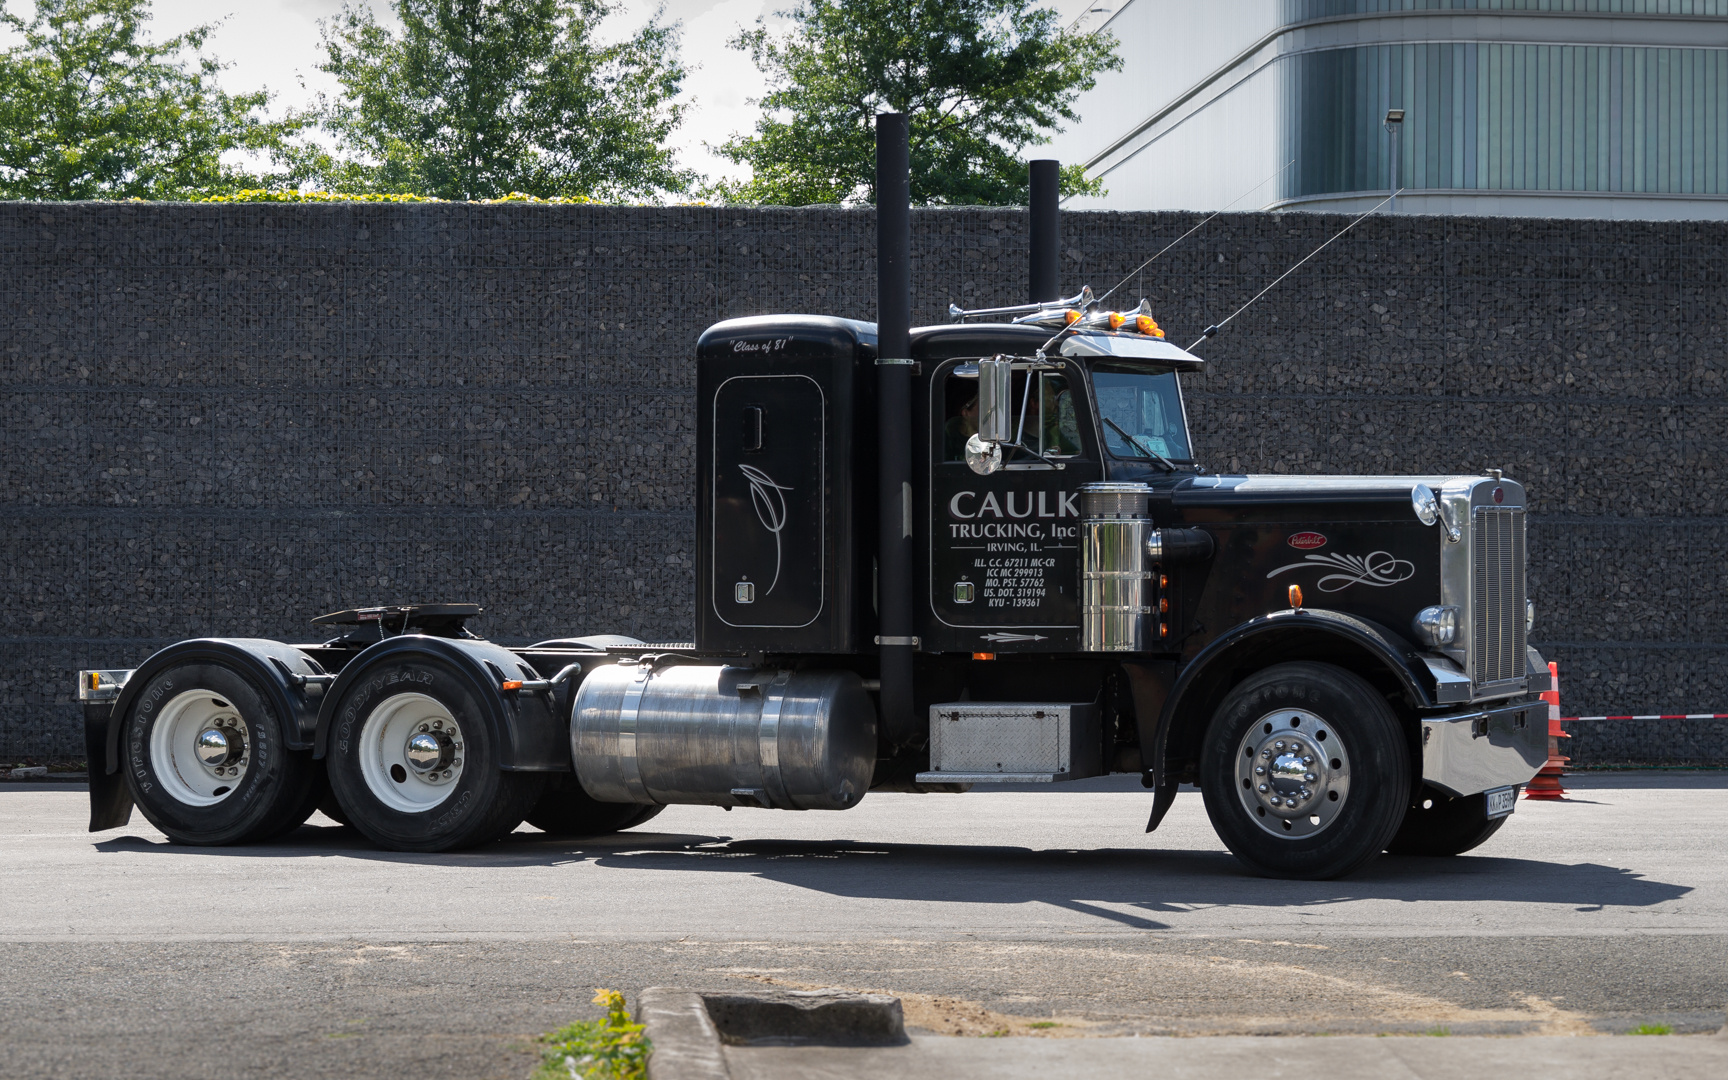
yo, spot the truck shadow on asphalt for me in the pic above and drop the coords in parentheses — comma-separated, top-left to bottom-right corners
(94, 827, 1691, 927)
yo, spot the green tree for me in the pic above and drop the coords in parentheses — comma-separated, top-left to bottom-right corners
(0, 0, 289, 200)
(290, 0, 692, 201)
(715, 0, 1118, 206)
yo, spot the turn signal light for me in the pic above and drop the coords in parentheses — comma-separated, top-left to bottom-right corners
(500, 679, 524, 690)
(1288, 584, 1303, 608)
(972, 651, 996, 661)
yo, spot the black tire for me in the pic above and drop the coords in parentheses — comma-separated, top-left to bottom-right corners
(121, 662, 321, 846)
(1200, 661, 1412, 880)
(325, 656, 548, 852)
(1385, 787, 1511, 856)
(526, 773, 665, 837)
(315, 780, 352, 827)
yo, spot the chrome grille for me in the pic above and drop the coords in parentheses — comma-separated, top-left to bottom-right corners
(1471, 507, 1526, 686)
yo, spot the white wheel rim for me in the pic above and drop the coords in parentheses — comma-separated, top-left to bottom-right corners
(1234, 709, 1352, 839)
(149, 690, 251, 807)
(358, 692, 466, 813)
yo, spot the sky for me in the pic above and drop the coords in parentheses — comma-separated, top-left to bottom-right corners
(1, 0, 1105, 191)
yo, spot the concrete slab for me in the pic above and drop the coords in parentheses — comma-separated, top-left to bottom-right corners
(724, 1032, 1728, 1080)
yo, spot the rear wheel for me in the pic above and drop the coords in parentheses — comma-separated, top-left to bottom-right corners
(1385, 787, 1510, 856)
(121, 663, 320, 845)
(325, 657, 546, 852)
(1200, 661, 1411, 880)
(527, 774, 664, 837)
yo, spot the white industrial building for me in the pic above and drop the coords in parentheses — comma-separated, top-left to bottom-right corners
(1048, 0, 1728, 219)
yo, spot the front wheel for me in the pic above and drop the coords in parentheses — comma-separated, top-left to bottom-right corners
(325, 658, 546, 852)
(1385, 787, 1510, 856)
(1200, 661, 1411, 880)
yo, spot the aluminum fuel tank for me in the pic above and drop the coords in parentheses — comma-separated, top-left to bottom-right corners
(571, 664, 876, 810)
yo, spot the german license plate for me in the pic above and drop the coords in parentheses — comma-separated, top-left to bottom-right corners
(1485, 786, 1517, 818)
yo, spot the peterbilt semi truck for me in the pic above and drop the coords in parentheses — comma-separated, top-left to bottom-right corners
(75, 119, 1547, 879)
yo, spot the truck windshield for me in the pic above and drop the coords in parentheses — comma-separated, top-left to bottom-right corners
(1092, 363, 1191, 462)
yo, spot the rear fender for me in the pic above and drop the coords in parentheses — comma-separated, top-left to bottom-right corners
(313, 636, 570, 771)
(1151, 610, 1433, 789)
(90, 638, 327, 832)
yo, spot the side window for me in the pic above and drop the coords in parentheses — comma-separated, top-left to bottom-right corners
(941, 368, 1083, 463)
(942, 376, 979, 461)
(1036, 373, 1082, 457)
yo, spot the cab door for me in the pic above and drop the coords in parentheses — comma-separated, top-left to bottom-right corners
(921, 358, 1101, 654)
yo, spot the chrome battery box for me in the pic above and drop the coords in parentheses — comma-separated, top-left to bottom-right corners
(915, 702, 1100, 783)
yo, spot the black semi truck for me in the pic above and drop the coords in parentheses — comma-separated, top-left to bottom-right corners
(77, 119, 1547, 879)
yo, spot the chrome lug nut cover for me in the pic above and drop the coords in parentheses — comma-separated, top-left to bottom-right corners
(194, 728, 232, 768)
(1233, 709, 1352, 840)
(405, 732, 445, 773)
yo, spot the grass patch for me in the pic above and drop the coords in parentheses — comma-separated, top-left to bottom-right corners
(1630, 1024, 1673, 1035)
(1423, 1026, 1452, 1037)
(1027, 1021, 1061, 1030)
(534, 990, 649, 1080)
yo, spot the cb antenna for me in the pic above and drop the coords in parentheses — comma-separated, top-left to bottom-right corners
(1096, 157, 1294, 307)
(1188, 189, 1401, 352)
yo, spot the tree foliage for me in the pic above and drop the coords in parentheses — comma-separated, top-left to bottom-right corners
(0, 0, 289, 200)
(289, 0, 692, 201)
(715, 0, 1118, 206)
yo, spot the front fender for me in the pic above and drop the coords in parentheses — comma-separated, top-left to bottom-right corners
(313, 636, 570, 771)
(1151, 609, 1435, 785)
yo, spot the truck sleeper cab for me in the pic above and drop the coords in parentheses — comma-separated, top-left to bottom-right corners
(77, 313, 1547, 880)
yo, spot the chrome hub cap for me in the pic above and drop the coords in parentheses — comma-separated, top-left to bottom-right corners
(150, 691, 252, 806)
(358, 693, 465, 812)
(1235, 709, 1351, 838)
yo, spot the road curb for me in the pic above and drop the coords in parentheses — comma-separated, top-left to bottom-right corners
(638, 988, 730, 1080)
(638, 987, 905, 1080)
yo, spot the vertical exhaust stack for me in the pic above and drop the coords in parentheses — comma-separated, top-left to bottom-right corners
(1028, 159, 1060, 303)
(875, 112, 918, 748)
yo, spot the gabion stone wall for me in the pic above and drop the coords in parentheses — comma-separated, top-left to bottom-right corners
(2, 204, 1723, 763)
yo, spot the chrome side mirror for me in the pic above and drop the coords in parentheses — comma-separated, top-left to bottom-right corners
(965, 433, 1003, 475)
(976, 357, 1013, 442)
(967, 357, 1013, 475)
(1412, 483, 1461, 543)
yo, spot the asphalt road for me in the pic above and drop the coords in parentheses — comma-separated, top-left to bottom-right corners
(2, 772, 1725, 1079)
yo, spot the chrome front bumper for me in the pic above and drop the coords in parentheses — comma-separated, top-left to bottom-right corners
(1419, 697, 1549, 798)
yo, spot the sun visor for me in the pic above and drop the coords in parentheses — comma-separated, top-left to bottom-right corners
(1059, 332, 1205, 371)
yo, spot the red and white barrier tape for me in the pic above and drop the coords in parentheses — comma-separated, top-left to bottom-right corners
(1562, 713, 1728, 721)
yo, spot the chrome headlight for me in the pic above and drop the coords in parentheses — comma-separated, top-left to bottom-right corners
(1413, 605, 1459, 647)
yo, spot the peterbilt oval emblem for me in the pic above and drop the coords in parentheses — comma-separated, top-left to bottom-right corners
(1493, 486, 1505, 504)
(1287, 532, 1327, 550)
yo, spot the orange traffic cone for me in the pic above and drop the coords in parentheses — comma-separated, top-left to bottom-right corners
(1525, 660, 1569, 800)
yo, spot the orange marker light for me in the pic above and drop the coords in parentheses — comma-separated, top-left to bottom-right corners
(1288, 584, 1303, 608)
(1159, 622, 1169, 638)
(1135, 314, 1164, 338)
(1159, 574, 1168, 588)
(972, 652, 996, 661)
(501, 680, 524, 690)
(1108, 311, 1128, 329)
(1159, 597, 1170, 613)
(1063, 309, 1082, 325)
